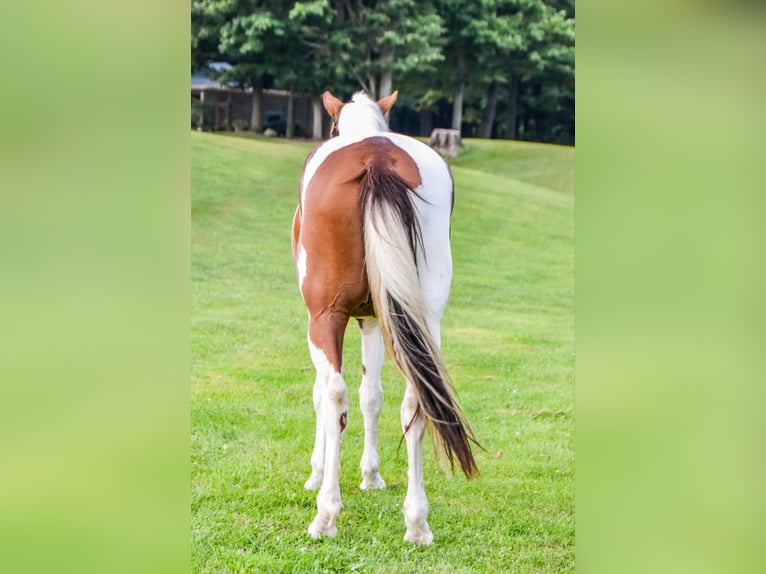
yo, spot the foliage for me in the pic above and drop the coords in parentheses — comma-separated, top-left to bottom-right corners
(190, 0, 575, 143)
(192, 132, 574, 571)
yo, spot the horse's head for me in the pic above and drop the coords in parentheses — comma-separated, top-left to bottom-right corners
(322, 91, 398, 138)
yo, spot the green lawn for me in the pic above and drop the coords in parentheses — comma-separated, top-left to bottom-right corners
(192, 132, 574, 573)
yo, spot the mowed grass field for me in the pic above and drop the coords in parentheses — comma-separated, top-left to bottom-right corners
(191, 131, 574, 573)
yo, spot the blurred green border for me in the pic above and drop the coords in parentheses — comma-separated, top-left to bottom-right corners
(0, 2, 190, 573)
(577, 2, 766, 573)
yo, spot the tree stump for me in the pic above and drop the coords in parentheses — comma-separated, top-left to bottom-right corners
(427, 128, 462, 158)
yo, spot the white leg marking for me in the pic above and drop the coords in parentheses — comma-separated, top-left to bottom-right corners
(308, 370, 348, 538)
(401, 382, 433, 545)
(305, 335, 329, 490)
(358, 319, 386, 490)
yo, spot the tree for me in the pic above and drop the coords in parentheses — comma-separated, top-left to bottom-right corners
(192, 0, 290, 132)
(190, 0, 574, 143)
(503, 1, 574, 142)
(431, 0, 528, 132)
(288, 0, 445, 100)
(192, 1, 447, 137)
(428, 0, 573, 141)
(471, 0, 543, 138)
(431, 0, 572, 139)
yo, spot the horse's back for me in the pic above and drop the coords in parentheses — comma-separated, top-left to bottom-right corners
(302, 134, 451, 202)
(296, 132, 453, 320)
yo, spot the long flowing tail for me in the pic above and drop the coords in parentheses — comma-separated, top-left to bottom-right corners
(359, 159, 479, 478)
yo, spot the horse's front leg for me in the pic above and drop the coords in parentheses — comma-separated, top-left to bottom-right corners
(306, 320, 348, 538)
(358, 318, 386, 490)
(401, 381, 433, 545)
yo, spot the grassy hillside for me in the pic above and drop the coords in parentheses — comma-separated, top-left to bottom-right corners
(450, 139, 574, 196)
(192, 132, 574, 573)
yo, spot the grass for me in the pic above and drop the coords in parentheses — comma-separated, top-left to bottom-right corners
(192, 132, 574, 573)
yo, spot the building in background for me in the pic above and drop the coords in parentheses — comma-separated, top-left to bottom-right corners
(191, 63, 322, 137)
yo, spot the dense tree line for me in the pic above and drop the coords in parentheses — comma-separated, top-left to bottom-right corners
(192, 0, 574, 144)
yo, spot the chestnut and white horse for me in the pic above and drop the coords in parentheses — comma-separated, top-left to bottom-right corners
(291, 91, 477, 545)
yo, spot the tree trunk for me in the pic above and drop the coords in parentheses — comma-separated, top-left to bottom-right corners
(225, 92, 231, 130)
(250, 76, 263, 132)
(198, 90, 206, 131)
(479, 81, 499, 139)
(505, 73, 518, 140)
(333, 0, 344, 24)
(378, 59, 393, 124)
(427, 128, 462, 158)
(378, 44, 394, 101)
(378, 70, 393, 100)
(286, 90, 295, 139)
(311, 95, 323, 140)
(366, 62, 377, 99)
(451, 47, 466, 132)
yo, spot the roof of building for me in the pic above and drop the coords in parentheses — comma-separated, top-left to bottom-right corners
(191, 62, 235, 90)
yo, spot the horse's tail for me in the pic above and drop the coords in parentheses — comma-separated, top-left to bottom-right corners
(359, 158, 479, 478)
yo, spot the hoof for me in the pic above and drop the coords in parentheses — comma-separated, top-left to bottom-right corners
(404, 528, 434, 545)
(360, 474, 386, 490)
(308, 515, 338, 539)
(304, 473, 323, 491)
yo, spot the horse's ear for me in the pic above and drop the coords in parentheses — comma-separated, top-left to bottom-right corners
(322, 91, 344, 118)
(377, 90, 398, 115)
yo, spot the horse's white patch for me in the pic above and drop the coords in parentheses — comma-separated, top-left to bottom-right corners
(336, 92, 389, 137)
(308, 335, 331, 374)
(297, 242, 308, 289)
(378, 133, 452, 208)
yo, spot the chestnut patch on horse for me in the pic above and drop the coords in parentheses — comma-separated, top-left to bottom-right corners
(298, 137, 422, 328)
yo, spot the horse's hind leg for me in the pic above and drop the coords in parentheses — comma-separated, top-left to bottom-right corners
(306, 317, 348, 538)
(304, 369, 325, 490)
(399, 204, 451, 545)
(358, 318, 386, 490)
(401, 381, 433, 545)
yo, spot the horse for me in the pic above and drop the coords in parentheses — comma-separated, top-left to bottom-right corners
(291, 90, 478, 545)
